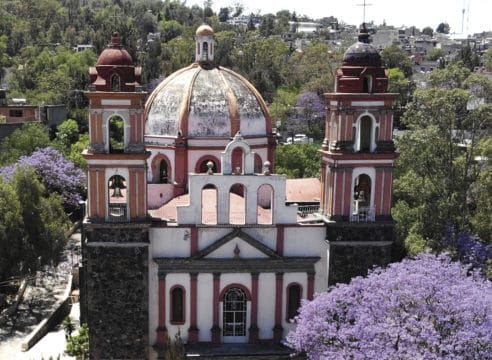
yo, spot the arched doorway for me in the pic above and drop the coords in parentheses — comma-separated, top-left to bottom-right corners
(222, 287, 247, 342)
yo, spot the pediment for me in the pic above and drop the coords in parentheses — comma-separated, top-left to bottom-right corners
(193, 228, 281, 260)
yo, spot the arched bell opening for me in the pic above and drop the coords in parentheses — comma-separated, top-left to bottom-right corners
(108, 174, 127, 221)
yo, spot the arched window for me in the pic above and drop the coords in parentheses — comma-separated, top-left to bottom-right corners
(159, 160, 169, 184)
(202, 42, 209, 60)
(286, 283, 302, 321)
(196, 157, 220, 174)
(111, 74, 120, 92)
(109, 116, 124, 153)
(108, 174, 127, 221)
(170, 286, 185, 324)
(202, 185, 217, 224)
(232, 148, 244, 174)
(257, 184, 273, 225)
(254, 154, 262, 174)
(223, 288, 247, 337)
(359, 116, 372, 152)
(229, 184, 246, 225)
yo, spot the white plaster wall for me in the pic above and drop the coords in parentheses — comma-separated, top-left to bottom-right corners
(283, 226, 326, 256)
(147, 184, 175, 208)
(242, 228, 277, 251)
(151, 228, 191, 257)
(198, 228, 231, 250)
(257, 273, 276, 339)
(178, 173, 298, 225)
(197, 273, 214, 342)
(284, 226, 329, 294)
(207, 238, 269, 259)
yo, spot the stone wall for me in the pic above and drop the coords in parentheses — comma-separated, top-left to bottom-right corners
(327, 222, 394, 285)
(84, 225, 149, 359)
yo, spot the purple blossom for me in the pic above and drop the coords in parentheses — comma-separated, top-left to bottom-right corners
(287, 253, 492, 359)
(0, 147, 86, 209)
(445, 226, 492, 272)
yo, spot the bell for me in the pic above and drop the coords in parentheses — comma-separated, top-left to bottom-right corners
(109, 175, 126, 198)
(112, 186, 123, 198)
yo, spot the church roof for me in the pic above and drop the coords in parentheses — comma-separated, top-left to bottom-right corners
(145, 64, 271, 138)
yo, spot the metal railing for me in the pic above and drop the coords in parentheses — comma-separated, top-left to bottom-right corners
(350, 206, 375, 222)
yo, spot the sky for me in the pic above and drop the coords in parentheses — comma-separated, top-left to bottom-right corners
(192, 0, 492, 35)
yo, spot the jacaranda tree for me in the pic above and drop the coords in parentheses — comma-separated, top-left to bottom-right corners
(0, 147, 86, 212)
(287, 253, 492, 359)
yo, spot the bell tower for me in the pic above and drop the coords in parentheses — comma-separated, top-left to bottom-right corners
(82, 32, 150, 359)
(320, 27, 399, 285)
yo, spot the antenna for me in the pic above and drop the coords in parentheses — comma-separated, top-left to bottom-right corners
(462, 0, 465, 33)
(357, 0, 372, 25)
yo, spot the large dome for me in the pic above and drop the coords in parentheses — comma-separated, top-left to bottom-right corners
(145, 63, 271, 138)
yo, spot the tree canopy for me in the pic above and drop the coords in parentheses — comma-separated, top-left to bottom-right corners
(287, 253, 492, 359)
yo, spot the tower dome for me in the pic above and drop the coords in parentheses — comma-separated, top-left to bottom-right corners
(342, 27, 381, 67)
(96, 32, 133, 66)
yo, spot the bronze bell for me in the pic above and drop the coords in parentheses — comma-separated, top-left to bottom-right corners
(110, 176, 126, 198)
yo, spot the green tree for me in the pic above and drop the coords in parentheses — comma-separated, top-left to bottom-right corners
(422, 26, 433, 36)
(387, 68, 415, 127)
(381, 44, 413, 77)
(426, 47, 443, 61)
(394, 70, 491, 254)
(484, 48, 492, 71)
(0, 123, 51, 166)
(454, 44, 480, 71)
(54, 119, 80, 155)
(66, 323, 90, 359)
(275, 144, 320, 179)
(436, 22, 450, 34)
(0, 179, 24, 280)
(429, 60, 471, 89)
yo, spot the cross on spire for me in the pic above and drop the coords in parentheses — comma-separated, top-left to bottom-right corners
(110, 10, 121, 31)
(357, 0, 372, 25)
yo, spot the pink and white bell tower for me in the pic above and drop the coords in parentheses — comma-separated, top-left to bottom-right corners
(320, 27, 399, 284)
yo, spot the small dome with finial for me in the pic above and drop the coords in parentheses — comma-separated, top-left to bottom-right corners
(196, 24, 214, 36)
(96, 32, 133, 66)
(343, 25, 381, 67)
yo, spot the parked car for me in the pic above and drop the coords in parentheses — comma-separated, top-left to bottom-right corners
(293, 134, 309, 144)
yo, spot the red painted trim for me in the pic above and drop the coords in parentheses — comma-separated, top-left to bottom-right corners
(250, 273, 259, 324)
(219, 283, 252, 301)
(276, 226, 284, 256)
(307, 272, 315, 301)
(169, 285, 186, 325)
(212, 273, 221, 345)
(189, 273, 199, 344)
(194, 155, 221, 174)
(157, 278, 167, 345)
(274, 273, 283, 325)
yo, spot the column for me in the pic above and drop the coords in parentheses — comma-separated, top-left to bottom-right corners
(211, 272, 221, 344)
(248, 273, 259, 343)
(307, 272, 315, 301)
(273, 272, 284, 343)
(188, 273, 199, 344)
(156, 274, 168, 346)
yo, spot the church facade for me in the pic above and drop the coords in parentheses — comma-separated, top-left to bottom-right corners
(80, 25, 398, 359)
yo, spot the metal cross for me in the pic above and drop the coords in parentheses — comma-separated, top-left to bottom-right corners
(357, 0, 372, 24)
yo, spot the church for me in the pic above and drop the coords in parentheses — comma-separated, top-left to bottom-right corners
(80, 24, 398, 359)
